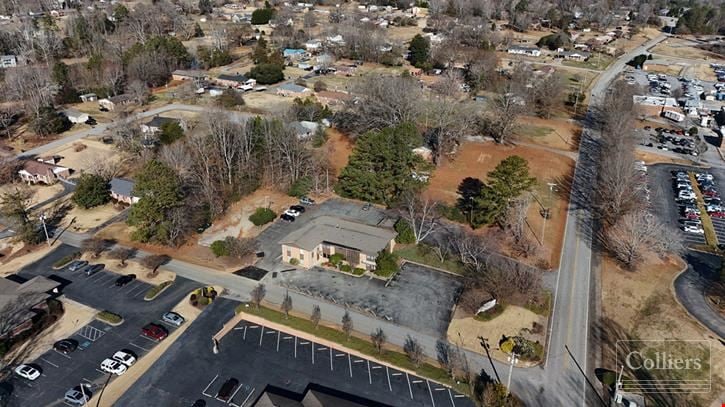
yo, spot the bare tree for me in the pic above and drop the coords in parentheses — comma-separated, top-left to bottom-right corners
(0, 106, 18, 139)
(108, 247, 134, 267)
(450, 229, 495, 272)
(311, 304, 321, 329)
(400, 192, 440, 245)
(341, 310, 353, 339)
(504, 196, 539, 258)
(281, 291, 293, 319)
(127, 79, 150, 105)
(486, 89, 524, 144)
(436, 340, 455, 377)
(3, 65, 56, 118)
(251, 283, 266, 309)
(370, 327, 386, 354)
(602, 211, 684, 269)
(141, 254, 170, 277)
(80, 237, 108, 258)
(404, 335, 424, 367)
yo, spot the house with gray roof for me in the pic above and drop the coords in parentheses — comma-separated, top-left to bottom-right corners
(276, 83, 311, 97)
(110, 178, 139, 205)
(0, 276, 60, 338)
(281, 215, 396, 271)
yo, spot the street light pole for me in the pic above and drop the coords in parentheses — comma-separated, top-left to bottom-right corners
(39, 213, 51, 247)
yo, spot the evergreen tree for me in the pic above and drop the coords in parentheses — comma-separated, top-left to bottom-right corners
(72, 173, 110, 209)
(199, 0, 213, 15)
(127, 160, 182, 243)
(408, 34, 430, 69)
(487, 155, 537, 203)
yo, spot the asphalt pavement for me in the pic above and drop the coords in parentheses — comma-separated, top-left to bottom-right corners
(676, 251, 725, 339)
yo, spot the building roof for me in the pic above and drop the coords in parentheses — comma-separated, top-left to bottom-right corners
(110, 178, 136, 198)
(172, 69, 209, 78)
(107, 94, 131, 104)
(253, 384, 391, 407)
(0, 276, 59, 316)
(508, 45, 540, 51)
(19, 160, 67, 177)
(217, 73, 248, 83)
(144, 116, 179, 128)
(278, 83, 309, 93)
(281, 215, 396, 256)
(62, 109, 88, 118)
(283, 48, 307, 56)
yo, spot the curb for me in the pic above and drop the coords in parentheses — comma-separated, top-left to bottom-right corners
(669, 259, 724, 339)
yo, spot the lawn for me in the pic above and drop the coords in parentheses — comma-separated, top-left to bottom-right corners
(562, 54, 614, 71)
(236, 303, 470, 394)
(395, 244, 466, 275)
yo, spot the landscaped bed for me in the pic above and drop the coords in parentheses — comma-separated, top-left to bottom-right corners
(96, 310, 124, 326)
(145, 281, 174, 301)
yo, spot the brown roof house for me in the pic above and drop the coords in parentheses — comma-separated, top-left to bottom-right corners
(18, 160, 71, 185)
(253, 384, 391, 407)
(98, 94, 132, 111)
(281, 216, 396, 271)
(0, 276, 60, 339)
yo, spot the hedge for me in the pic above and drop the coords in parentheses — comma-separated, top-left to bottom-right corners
(53, 252, 81, 269)
(96, 311, 123, 325)
(249, 207, 276, 226)
(144, 281, 174, 301)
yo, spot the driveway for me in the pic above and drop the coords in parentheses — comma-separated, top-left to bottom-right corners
(115, 298, 475, 407)
(675, 251, 725, 339)
(7, 244, 200, 406)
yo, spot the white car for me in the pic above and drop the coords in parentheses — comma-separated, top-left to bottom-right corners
(100, 358, 127, 375)
(678, 191, 696, 200)
(682, 225, 704, 234)
(283, 209, 301, 217)
(162, 311, 185, 327)
(14, 364, 40, 381)
(112, 351, 136, 367)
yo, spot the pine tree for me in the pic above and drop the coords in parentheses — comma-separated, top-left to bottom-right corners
(408, 34, 430, 69)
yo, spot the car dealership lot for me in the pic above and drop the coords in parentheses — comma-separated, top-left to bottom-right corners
(7, 244, 199, 406)
(116, 299, 475, 407)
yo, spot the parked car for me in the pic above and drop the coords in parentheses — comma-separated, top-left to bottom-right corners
(162, 312, 185, 327)
(141, 323, 168, 341)
(85, 264, 104, 276)
(216, 378, 239, 401)
(678, 191, 696, 200)
(112, 350, 136, 367)
(64, 386, 91, 405)
(115, 274, 136, 287)
(682, 225, 705, 234)
(711, 211, 725, 219)
(67, 260, 88, 272)
(283, 209, 301, 217)
(683, 212, 701, 220)
(299, 196, 315, 205)
(280, 214, 295, 222)
(14, 365, 40, 381)
(53, 339, 78, 354)
(100, 358, 127, 375)
(191, 400, 207, 407)
(289, 205, 305, 213)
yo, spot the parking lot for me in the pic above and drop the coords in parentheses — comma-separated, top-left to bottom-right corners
(116, 299, 475, 407)
(8, 244, 199, 406)
(277, 263, 461, 337)
(255, 199, 397, 272)
(635, 126, 703, 158)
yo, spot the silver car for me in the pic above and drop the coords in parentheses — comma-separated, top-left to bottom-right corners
(64, 386, 91, 405)
(162, 312, 185, 327)
(68, 260, 88, 272)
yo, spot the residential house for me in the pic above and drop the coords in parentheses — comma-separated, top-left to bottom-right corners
(507, 45, 542, 57)
(140, 116, 183, 135)
(559, 50, 591, 61)
(110, 178, 139, 204)
(304, 40, 322, 51)
(172, 69, 210, 82)
(0, 55, 17, 68)
(79, 93, 97, 102)
(18, 160, 70, 185)
(98, 94, 132, 111)
(289, 121, 319, 139)
(0, 276, 61, 339)
(276, 83, 311, 97)
(281, 216, 397, 271)
(326, 35, 345, 46)
(62, 109, 89, 124)
(283, 48, 307, 60)
(314, 90, 351, 107)
(216, 73, 255, 88)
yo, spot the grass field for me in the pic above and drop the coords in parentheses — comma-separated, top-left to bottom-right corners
(395, 244, 466, 275)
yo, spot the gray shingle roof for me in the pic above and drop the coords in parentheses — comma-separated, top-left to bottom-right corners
(110, 178, 136, 198)
(278, 83, 309, 93)
(281, 216, 396, 256)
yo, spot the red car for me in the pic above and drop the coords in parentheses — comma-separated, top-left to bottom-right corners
(684, 212, 700, 220)
(711, 212, 725, 219)
(141, 323, 168, 341)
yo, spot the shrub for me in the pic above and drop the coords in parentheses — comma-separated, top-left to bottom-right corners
(353, 267, 365, 275)
(218, 88, 245, 108)
(375, 250, 399, 278)
(96, 311, 123, 325)
(340, 264, 352, 272)
(536, 32, 571, 50)
(144, 281, 173, 300)
(72, 173, 110, 209)
(329, 253, 344, 266)
(251, 7, 274, 25)
(288, 176, 312, 198)
(210, 240, 230, 257)
(198, 296, 210, 306)
(53, 251, 80, 268)
(159, 121, 185, 144)
(249, 207, 276, 226)
(289, 258, 300, 265)
(394, 219, 415, 244)
(474, 303, 506, 321)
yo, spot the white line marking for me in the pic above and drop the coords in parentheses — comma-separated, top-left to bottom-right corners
(283, 336, 292, 339)
(372, 365, 382, 369)
(391, 372, 402, 376)
(128, 342, 151, 352)
(412, 380, 423, 384)
(406, 373, 413, 399)
(448, 388, 456, 406)
(202, 374, 219, 397)
(54, 350, 71, 359)
(311, 342, 315, 365)
(241, 388, 255, 407)
(40, 358, 59, 368)
(276, 331, 280, 352)
(353, 359, 364, 363)
(299, 341, 309, 345)
(294, 336, 297, 358)
(386, 366, 392, 391)
(317, 346, 328, 350)
(335, 353, 345, 357)
(259, 326, 264, 347)
(367, 360, 372, 384)
(227, 382, 243, 404)
(427, 380, 436, 407)
(265, 331, 276, 335)
(329, 348, 333, 371)
(348, 354, 352, 377)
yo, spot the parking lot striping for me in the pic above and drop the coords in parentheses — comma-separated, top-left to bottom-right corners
(367, 360, 372, 384)
(386, 366, 392, 391)
(335, 353, 345, 357)
(311, 342, 315, 364)
(427, 380, 436, 407)
(227, 382, 244, 404)
(405, 373, 414, 399)
(412, 379, 423, 384)
(434, 387, 446, 391)
(249, 325, 259, 329)
(77, 325, 105, 342)
(391, 372, 402, 376)
(317, 346, 328, 351)
(243, 325, 247, 340)
(128, 342, 151, 352)
(348, 354, 353, 377)
(265, 330, 276, 335)
(138, 334, 160, 344)
(283, 336, 292, 340)
(294, 336, 297, 358)
(448, 389, 456, 406)
(299, 341, 310, 345)
(202, 374, 219, 397)
(276, 331, 281, 352)
(453, 394, 466, 398)
(353, 359, 364, 363)
(329, 348, 333, 371)
(40, 358, 59, 368)
(132, 287, 149, 298)
(53, 349, 71, 359)
(372, 365, 382, 369)
(240, 388, 256, 407)
(259, 326, 265, 346)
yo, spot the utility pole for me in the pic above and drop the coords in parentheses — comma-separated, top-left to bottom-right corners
(478, 336, 501, 383)
(506, 352, 519, 394)
(564, 345, 608, 407)
(541, 182, 557, 247)
(39, 213, 51, 247)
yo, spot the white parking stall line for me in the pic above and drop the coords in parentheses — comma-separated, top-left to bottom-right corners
(227, 382, 244, 404)
(128, 342, 151, 352)
(294, 336, 297, 358)
(126, 284, 145, 296)
(132, 287, 149, 298)
(453, 394, 466, 398)
(405, 373, 413, 399)
(276, 331, 280, 352)
(391, 372, 403, 376)
(87, 272, 107, 282)
(95, 369, 106, 375)
(202, 374, 219, 397)
(367, 360, 372, 384)
(371, 365, 382, 369)
(121, 281, 141, 291)
(317, 346, 328, 351)
(335, 353, 345, 357)
(265, 330, 276, 335)
(248, 325, 259, 329)
(283, 336, 292, 340)
(299, 341, 309, 345)
(243, 325, 248, 340)
(240, 388, 256, 407)
(448, 388, 456, 406)
(385, 366, 392, 391)
(426, 380, 436, 407)
(259, 326, 265, 347)
(53, 350, 71, 359)
(329, 348, 333, 371)
(353, 359, 364, 363)
(412, 379, 423, 384)
(348, 354, 353, 377)
(311, 342, 315, 365)
(40, 358, 59, 368)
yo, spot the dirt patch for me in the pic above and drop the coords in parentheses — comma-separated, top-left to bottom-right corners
(242, 92, 294, 115)
(85, 286, 208, 407)
(42, 139, 118, 176)
(325, 128, 354, 176)
(651, 38, 725, 62)
(635, 150, 698, 166)
(514, 116, 580, 152)
(84, 252, 175, 286)
(426, 141, 574, 268)
(64, 202, 124, 232)
(600, 254, 725, 405)
(643, 63, 685, 76)
(448, 305, 546, 365)
(0, 241, 57, 276)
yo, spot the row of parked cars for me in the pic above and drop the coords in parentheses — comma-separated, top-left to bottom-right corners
(640, 126, 699, 157)
(66, 260, 138, 286)
(674, 171, 721, 234)
(279, 196, 316, 222)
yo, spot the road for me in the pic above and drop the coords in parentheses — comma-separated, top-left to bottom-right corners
(538, 32, 669, 407)
(675, 251, 725, 339)
(15, 104, 254, 159)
